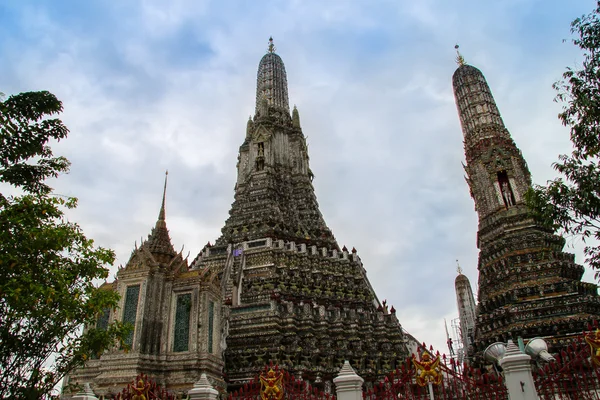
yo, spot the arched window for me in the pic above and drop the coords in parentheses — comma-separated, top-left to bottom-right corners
(497, 171, 516, 207)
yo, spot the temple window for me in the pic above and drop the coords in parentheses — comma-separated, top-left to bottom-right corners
(91, 308, 111, 359)
(173, 293, 192, 352)
(497, 170, 516, 207)
(96, 308, 110, 331)
(208, 300, 215, 353)
(122, 284, 140, 348)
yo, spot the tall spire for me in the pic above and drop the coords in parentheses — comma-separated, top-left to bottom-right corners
(255, 37, 290, 115)
(158, 170, 168, 225)
(452, 62, 507, 141)
(216, 41, 338, 249)
(453, 61, 531, 220)
(454, 265, 476, 354)
(192, 43, 408, 389)
(144, 171, 175, 257)
(453, 60, 600, 357)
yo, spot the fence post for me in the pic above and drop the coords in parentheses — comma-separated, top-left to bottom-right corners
(333, 361, 364, 400)
(188, 373, 219, 400)
(71, 383, 98, 400)
(499, 340, 539, 400)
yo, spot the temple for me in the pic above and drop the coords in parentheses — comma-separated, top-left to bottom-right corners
(63, 40, 600, 398)
(452, 51, 600, 358)
(193, 37, 408, 389)
(64, 172, 224, 395)
(64, 38, 409, 397)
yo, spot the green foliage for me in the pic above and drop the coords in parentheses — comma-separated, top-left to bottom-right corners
(0, 91, 71, 196)
(527, 1, 600, 279)
(0, 91, 129, 399)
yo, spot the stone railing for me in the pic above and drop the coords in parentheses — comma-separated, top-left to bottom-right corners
(194, 237, 364, 268)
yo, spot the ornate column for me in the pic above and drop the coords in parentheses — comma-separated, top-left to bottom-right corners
(71, 383, 98, 400)
(333, 361, 364, 400)
(499, 340, 538, 400)
(188, 374, 219, 400)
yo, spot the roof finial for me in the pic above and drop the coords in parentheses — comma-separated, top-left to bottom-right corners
(268, 36, 276, 53)
(456, 259, 463, 275)
(158, 170, 168, 221)
(455, 44, 465, 66)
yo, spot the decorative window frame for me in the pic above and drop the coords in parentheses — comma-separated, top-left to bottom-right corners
(204, 293, 220, 354)
(168, 288, 198, 353)
(116, 278, 146, 352)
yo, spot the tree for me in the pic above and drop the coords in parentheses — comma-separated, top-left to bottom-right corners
(0, 91, 128, 398)
(527, 1, 600, 279)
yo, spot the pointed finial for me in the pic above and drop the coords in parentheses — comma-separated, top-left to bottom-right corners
(158, 170, 168, 222)
(292, 105, 300, 128)
(455, 44, 465, 66)
(246, 116, 254, 137)
(268, 36, 276, 53)
(456, 259, 463, 275)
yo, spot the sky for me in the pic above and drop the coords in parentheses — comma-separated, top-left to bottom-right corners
(1, 0, 597, 358)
